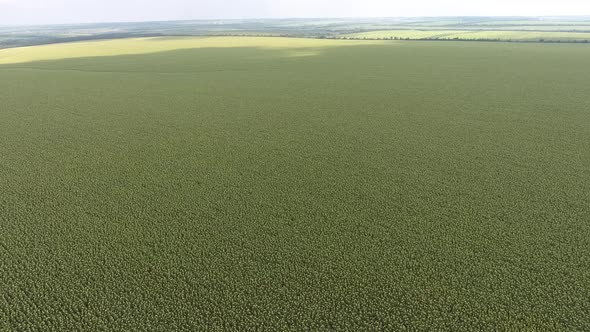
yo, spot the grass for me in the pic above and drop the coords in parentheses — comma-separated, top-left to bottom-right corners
(1, 37, 590, 330)
(345, 29, 590, 41)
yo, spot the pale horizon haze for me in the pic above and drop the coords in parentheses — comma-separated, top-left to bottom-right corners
(1, 0, 590, 26)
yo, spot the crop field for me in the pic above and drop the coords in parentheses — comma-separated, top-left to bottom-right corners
(471, 19, 590, 26)
(441, 30, 590, 41)
(344, 30, 472, 40)
(485, 26, 590, 31)
(1, 37, 590, 330)
(4, 17, 590, 49)
(345, 29, 590, 41)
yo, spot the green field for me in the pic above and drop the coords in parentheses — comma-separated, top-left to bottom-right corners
(1, 37, 590, 330)
(345, 29, 472, 39)
(5, 18, 590, 49)
(485, 25, 590, 31)
(346, 29, 590, 41)
(471, 20, 590, 26)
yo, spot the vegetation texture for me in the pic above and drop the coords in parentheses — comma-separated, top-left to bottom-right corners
(3, 17, 590, 48)
(1, 37, 590, 331)
(345, 29, 590, 42)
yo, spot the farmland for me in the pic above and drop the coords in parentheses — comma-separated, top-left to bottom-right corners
(4, 17, 590, 49)
(345, 29, 590, 42)
(1, 36, 590, 330)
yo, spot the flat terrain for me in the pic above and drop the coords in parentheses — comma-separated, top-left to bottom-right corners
(346, 29, 590, 41)
(3, 17, 590, 48)
(1, 37, 590, 330)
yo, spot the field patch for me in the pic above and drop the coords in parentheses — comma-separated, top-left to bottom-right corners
(345, 29, 590, 41)
(0, 36, 385, 65)
(1, 37, 590, 330)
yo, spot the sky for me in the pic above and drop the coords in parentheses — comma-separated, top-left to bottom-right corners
(1, 0, 589, 26)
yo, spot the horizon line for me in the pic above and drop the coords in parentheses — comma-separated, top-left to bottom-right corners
(3, 14, 590, 28)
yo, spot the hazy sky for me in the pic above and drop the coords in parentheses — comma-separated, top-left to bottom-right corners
(1, 0, 590, 26)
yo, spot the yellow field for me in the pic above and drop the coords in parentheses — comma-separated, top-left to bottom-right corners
(345, 29, 590, 41)
(0, 36, 385, 65)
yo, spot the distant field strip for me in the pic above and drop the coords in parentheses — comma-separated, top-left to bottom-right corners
(345, 29, 590, 41)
